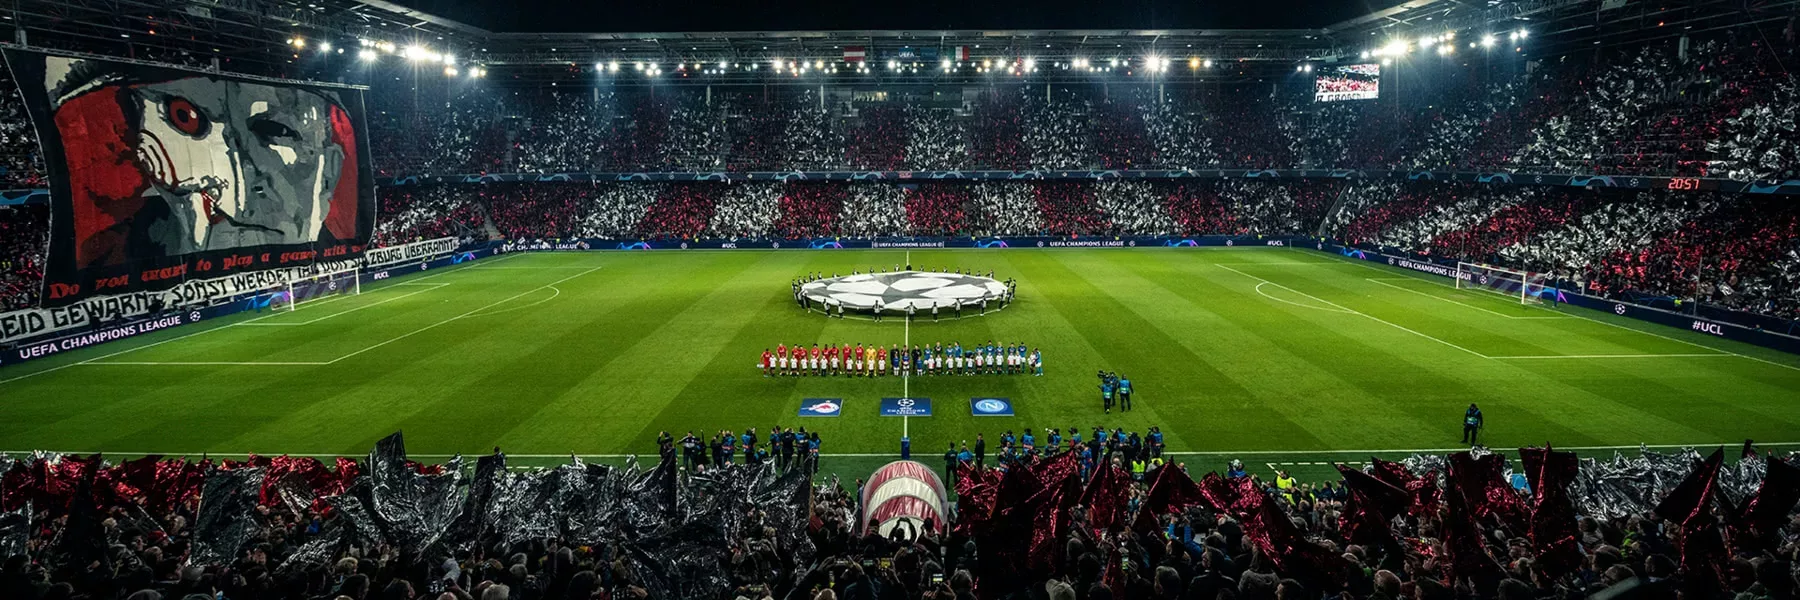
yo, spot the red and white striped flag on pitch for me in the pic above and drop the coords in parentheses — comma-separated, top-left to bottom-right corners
(843, 46, 866, 62)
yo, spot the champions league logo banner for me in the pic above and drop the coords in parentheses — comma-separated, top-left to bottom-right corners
(880, 397, 932, 417)
(3, 49, 376, 308)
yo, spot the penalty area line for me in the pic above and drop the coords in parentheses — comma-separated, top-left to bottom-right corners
(1489, 353, 1732, 360)
(1364, 278, 1570, 320)
(1308, 249, 1800, 373)
(325, 266, 603, 365)
(239, 283, 450, 326)
(1219, 264, 1491, 359)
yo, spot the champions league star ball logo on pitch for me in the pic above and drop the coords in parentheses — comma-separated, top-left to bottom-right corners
(800, 271, 1009, 312)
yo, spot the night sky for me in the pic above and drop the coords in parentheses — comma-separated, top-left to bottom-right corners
(390, 0, 1412, 33)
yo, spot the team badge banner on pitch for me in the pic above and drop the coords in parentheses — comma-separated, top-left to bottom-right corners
(798, 398, 842, 417)
(3, 49, 375, 307)
(971, 397, 1015, 416)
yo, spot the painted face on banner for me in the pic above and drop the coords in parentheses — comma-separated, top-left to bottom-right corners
(45, 56, 360, 269)
(127, 79, 346, 251)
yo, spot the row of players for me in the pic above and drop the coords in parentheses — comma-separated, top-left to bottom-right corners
(761, 342, 1043, 376)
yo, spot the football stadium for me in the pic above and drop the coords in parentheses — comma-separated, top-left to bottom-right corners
(0, 0, 1799, 598)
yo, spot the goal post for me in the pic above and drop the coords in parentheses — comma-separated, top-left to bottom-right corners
(282, 267, 361, 311)
(1455, 262, 1549, 305)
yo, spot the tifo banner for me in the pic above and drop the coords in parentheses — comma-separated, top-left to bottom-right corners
(2, 48, 376, 308)
(0, 259, 354, 345)
(880, 397, 932, 417)
(797, 398, 842, 417)
(363, 236, 457, 268)
(2, 246, 494, 367)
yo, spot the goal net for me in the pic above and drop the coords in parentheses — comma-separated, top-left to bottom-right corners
(1456, 262, 1549, 304)
(280, 267, 360, 311)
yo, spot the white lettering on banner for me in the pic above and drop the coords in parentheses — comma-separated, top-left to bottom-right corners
(1265, 240, 1286, 247)
(871, 241, 947, 248)
(1692, 321, 1725, 336)
(1388, 256, 1474, 281)
(720, 243, 738, 249)
(0, 260, 354, 345)
(362, 237, 458, 268)
(1046, 240, 1126, 247)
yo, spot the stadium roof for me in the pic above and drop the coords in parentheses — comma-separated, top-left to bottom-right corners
(3, 0, 1794, 83)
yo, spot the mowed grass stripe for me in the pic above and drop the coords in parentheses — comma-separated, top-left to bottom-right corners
(1004, 251, 1329, 449)
(0, 248, 1796, 459)
(1236, 257, 1761, 444)
(1133, 252, 1603, 448)
(1305, 249, 1800, 374)
(1075, 251, 1449, 449)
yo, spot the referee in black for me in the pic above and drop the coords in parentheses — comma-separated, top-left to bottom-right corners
(1461, 403, 1484, 445)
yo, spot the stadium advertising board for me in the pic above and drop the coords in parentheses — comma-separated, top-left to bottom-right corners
(1315, 64, 1380, 102)
(0, 237, 452, 346)
(0, 246, 497, 367)
(0, 260, 353, 345)
(2, 49, 376, 308)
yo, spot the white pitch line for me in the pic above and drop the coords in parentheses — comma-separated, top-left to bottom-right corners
(239, 283, 449, 327)
(0, 253, 527, 384)
(460, 286, 561, 319)
(325, 266, 603, 365)
(1211, 262, 1340, 266)
(1311, 250, 1800, 373)
(1220, 264, 1491, 359)
(1490, 353, 1733, 360)
(6, 319, 248, 381)
(1364, 278, 1569, 320)
(87, 361, 331, 366)
(1252, 282, 1357, 314)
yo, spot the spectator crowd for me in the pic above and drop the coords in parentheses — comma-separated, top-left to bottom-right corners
(1, 30, 1799, 323)
(1, 429, 1796, 600)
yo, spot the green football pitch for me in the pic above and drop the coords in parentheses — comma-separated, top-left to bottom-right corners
(2, 247, 1797, 482)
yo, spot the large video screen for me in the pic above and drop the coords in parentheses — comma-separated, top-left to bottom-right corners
(2, 49, 375, 308)
(1315, 64, 1381, 102)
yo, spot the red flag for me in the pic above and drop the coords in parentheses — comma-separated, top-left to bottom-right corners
(953, 462, 1001, 536)
(1371, 458, 1440, 519)
(1335, 464, 1411, 547)
(1731, 455, 1800, 552)
(1239, 481, 1349, 591)
(1081, 462, 1131, 532)
(1440, 468, 1497, 583)
(1518, 446, 1581, 578)
(1131, 464, 1209, 532)
(842, 46, 866, 62)
(1654, 448, 1727, 596)
(1448, 451, 1529, 534)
